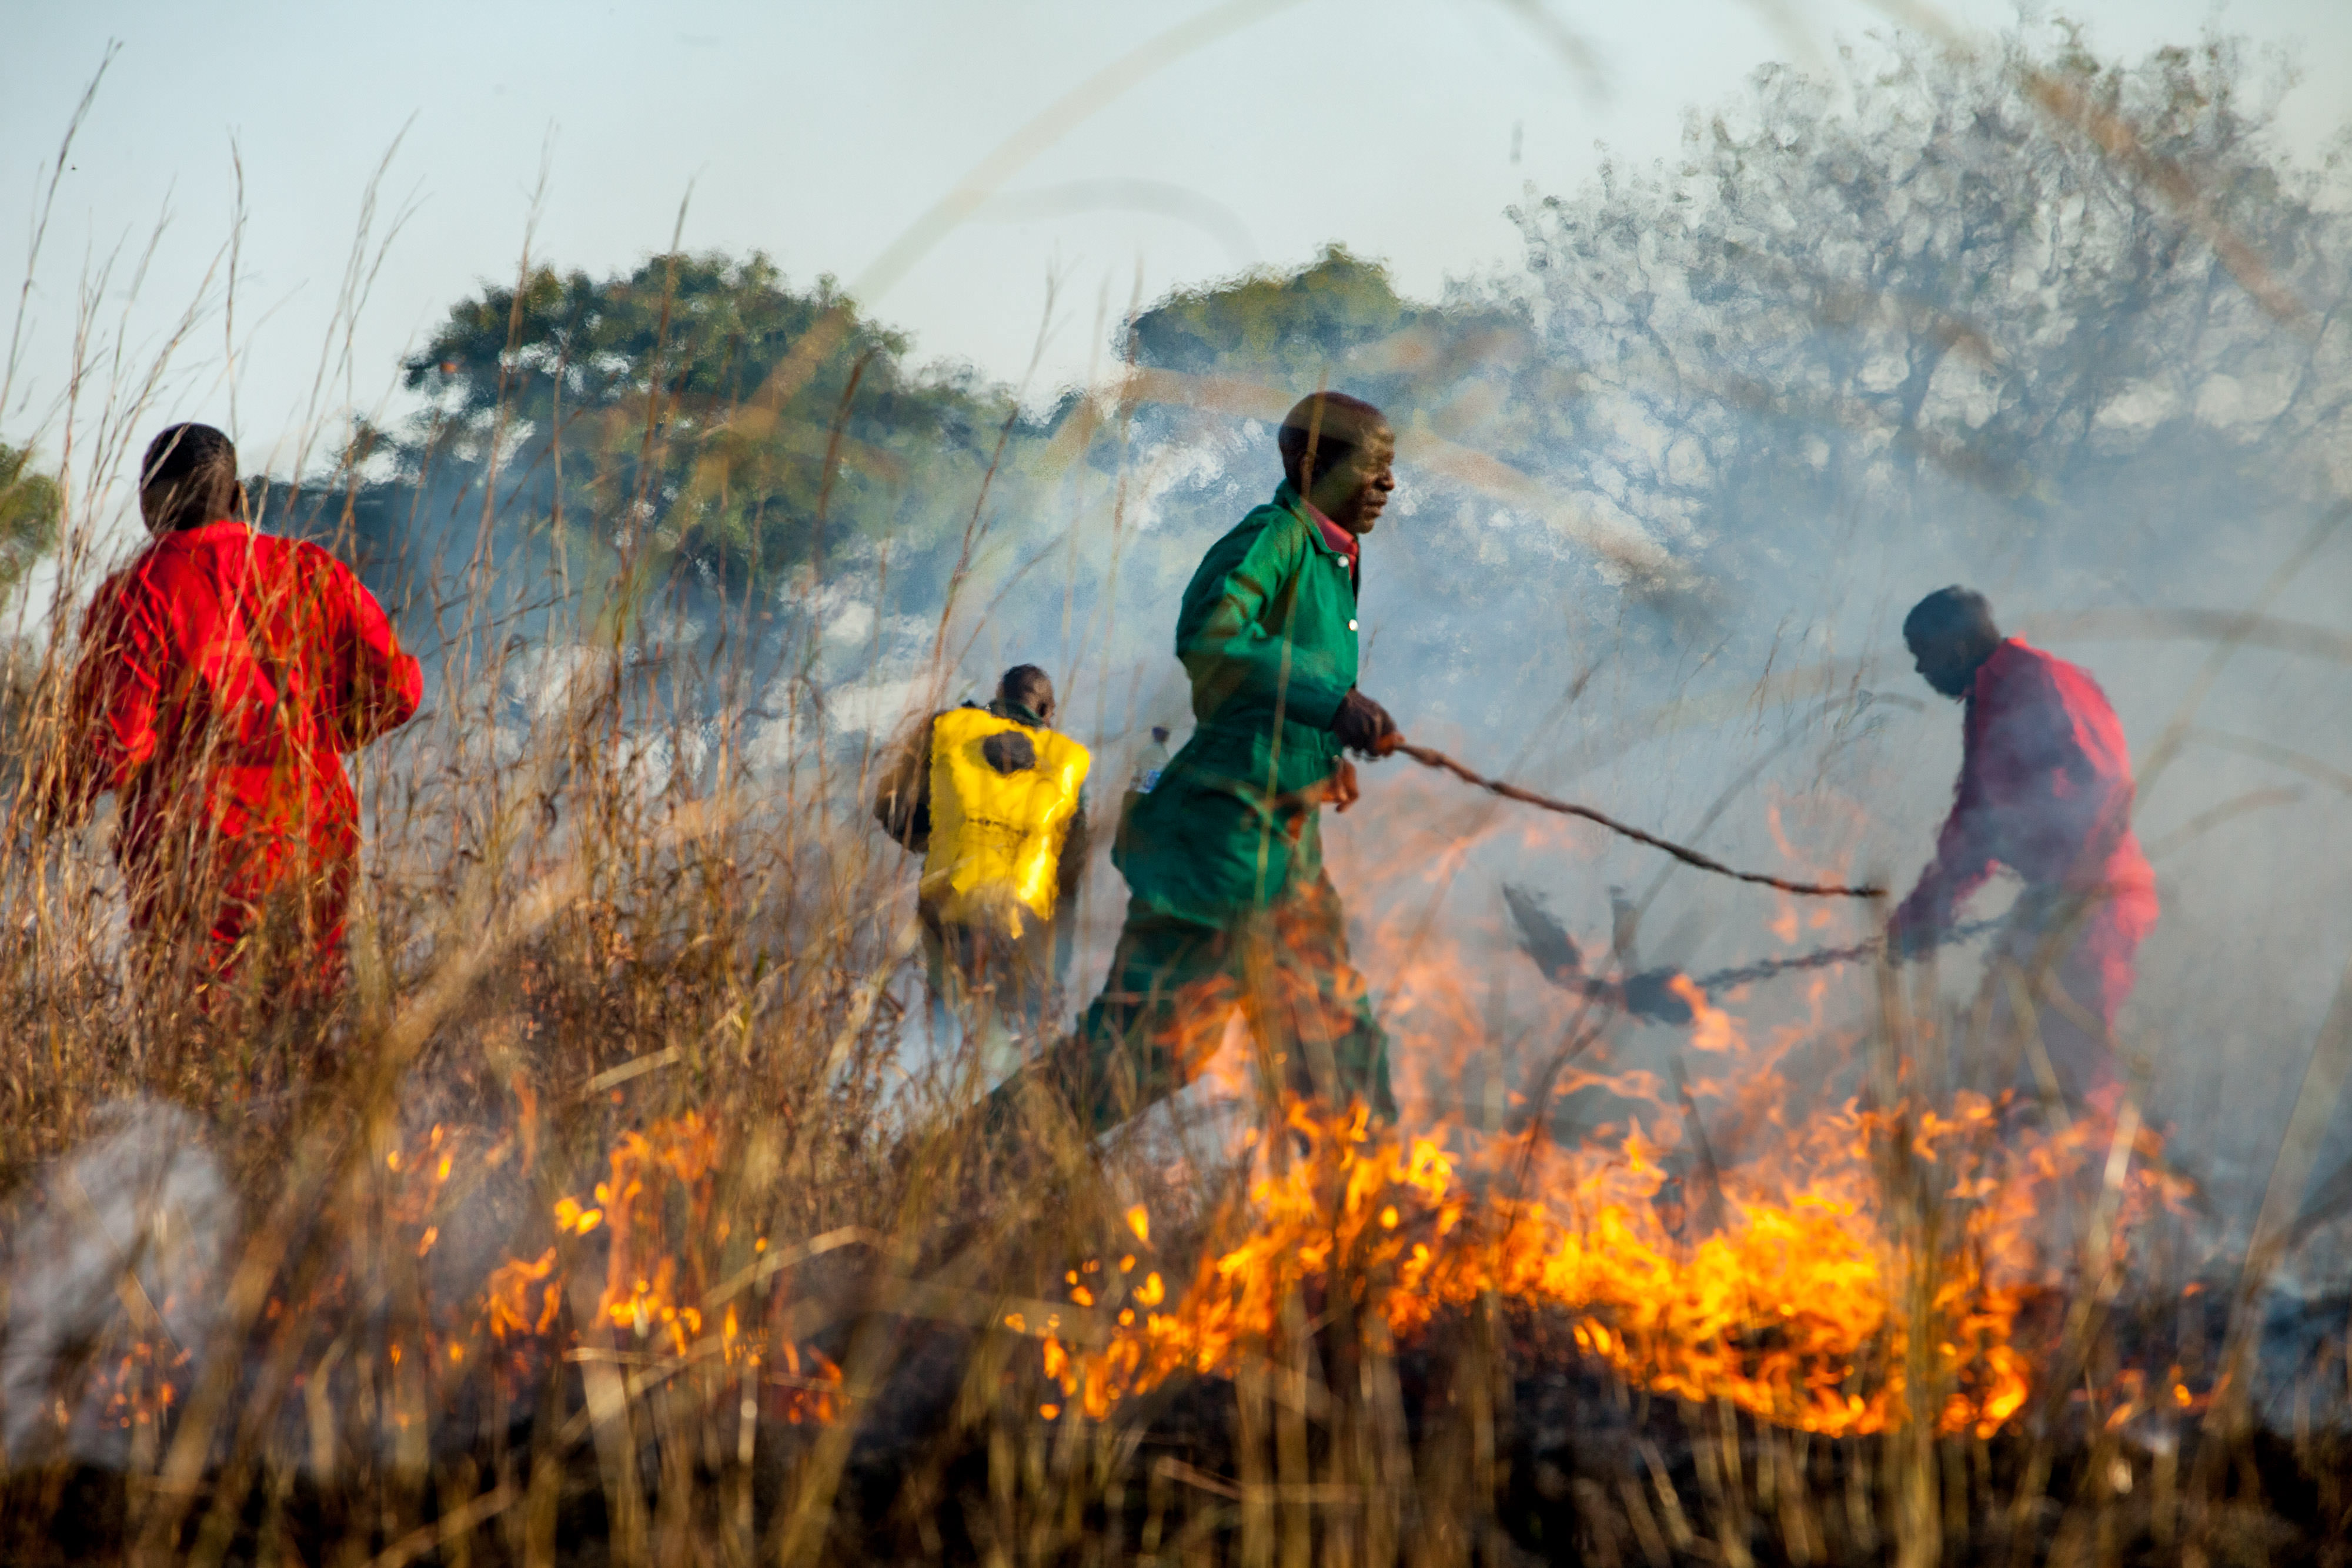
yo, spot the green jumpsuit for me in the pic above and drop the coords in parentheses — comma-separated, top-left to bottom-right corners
(1000, 482, 1396, 1134)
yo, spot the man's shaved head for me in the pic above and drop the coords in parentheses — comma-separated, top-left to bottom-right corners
(1905, 586, 2002, 698)
(997, 663, 1056, 725)
(1278, 392, 1388, 492)
(139, 423, 242, 534)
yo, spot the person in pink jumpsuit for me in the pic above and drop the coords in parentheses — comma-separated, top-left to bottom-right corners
(1887, 586, 2159, 1108)
(54, 423, 422, 1008)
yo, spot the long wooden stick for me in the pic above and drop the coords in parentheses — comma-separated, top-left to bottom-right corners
(1393, 741, 1883, 900)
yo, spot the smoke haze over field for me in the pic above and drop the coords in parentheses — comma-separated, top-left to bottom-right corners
(178, 22, 2344, 1251)
(8, 6, 2352, 1277)
(8, 14, 2352, 1553)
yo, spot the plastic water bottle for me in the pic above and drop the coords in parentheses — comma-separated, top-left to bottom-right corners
(1116, 726, 1172, 862)
(1134, 726, 1171, 795)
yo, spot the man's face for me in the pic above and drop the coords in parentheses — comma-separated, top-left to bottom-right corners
(1308, 428, 1397, 536)
(1909, 632, 1979, 699)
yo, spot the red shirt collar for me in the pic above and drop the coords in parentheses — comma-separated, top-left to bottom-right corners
(158, 517, 253, 544)
(1301, 497, 1359, 569)
(1969, 637, 2030, 695)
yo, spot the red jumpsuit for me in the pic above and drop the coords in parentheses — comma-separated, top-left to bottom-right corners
(1891, 638, 2159, 1103)
(63, 518, 422, 995)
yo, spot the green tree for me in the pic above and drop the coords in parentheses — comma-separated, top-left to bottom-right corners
(390, 252, 1021, 590)
(1122, 243, 1567, 459)
(0, 442, 61, 603)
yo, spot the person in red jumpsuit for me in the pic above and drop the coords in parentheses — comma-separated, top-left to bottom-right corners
(52, 423, 422, 1009)
(1887, 586, 2159, 1109)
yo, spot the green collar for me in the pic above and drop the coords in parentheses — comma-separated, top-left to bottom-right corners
(1274, 482, 1354, 564)
(988, 698, 1047, 729)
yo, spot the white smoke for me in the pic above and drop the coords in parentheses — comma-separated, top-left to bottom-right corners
(0, 1098, 235, 1466)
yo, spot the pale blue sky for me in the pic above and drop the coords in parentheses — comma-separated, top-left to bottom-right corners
(5, 0, 2347, 479)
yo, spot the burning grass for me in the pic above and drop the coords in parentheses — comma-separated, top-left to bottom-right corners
(1015, 1077, 2187, 1446)
(2, 60, 2348, 1552)
(0, 546, 2334, 1563)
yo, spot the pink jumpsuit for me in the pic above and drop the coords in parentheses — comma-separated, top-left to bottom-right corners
(1892, 638, 2159, 1103)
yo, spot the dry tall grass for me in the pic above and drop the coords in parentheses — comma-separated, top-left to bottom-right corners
(3, 46, 2351, 1568)
(0, 347, 2341, 1568)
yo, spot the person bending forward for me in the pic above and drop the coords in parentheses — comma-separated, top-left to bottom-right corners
(1888, 586, 2159, 1109)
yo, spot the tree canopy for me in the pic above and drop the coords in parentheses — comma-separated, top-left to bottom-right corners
(1507, 29, 2348, 616)
(0, 443, 61, 603)
(377, 252, 1022, 593)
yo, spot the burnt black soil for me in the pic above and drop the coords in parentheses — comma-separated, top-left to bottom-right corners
(7, 1299, 2350, 1565)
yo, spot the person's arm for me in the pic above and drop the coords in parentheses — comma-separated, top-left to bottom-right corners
(872, 714, 934, 851)
(1176, 516, 1347, 730)
(1055, 791, 1089, 906)
(45, 583, 163, 830)
(1890, 785, 2000, 947)
(1889, 707, 2005, 945)
(321, 551, 421, 751)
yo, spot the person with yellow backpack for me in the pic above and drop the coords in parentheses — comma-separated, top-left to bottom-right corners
(875, 666, 1092, 1054)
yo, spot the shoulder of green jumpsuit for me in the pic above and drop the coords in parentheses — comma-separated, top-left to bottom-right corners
(1167, 481, 1355, 795)
(986, 696, 1042, 727)
(1172, 481, 1355, 653)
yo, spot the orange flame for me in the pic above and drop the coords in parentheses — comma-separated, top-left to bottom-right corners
(473, 1112, 843, 1425)
(1028, 1079, 2182, 1439)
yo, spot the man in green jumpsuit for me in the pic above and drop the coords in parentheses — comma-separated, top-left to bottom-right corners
(994, 392, 1404, 1136)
